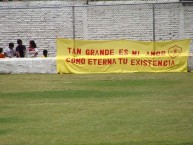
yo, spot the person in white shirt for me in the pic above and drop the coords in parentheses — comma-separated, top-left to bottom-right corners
(27, 40, 38, 58)
(4, 42, 16, 58)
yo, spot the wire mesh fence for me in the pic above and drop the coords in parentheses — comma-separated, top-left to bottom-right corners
(0, 1, 193, 57)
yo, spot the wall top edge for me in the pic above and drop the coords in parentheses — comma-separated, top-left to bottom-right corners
(0, 0, 87, 8)
(0, 0, 185, 8)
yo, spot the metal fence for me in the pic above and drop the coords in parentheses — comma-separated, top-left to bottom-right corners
(0, 1, 193, 56)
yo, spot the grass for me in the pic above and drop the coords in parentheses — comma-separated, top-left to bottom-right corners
(0, 73, 193, 145)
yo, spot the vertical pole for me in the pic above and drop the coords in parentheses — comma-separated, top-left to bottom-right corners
(72, 6, 75, 40)
(72, 6, 75, 50)
(152, 4, 155, 42)
(152, 4, 155, 50)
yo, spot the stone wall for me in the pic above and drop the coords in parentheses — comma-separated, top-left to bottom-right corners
(0, 1, 193, 57)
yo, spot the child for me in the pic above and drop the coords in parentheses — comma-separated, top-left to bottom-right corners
(43, 49, 48, 57)
(0, 47, 5, 58)
(4, 42, 16, 58)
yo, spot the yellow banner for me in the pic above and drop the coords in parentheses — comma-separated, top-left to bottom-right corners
(56, 39, 190, 74)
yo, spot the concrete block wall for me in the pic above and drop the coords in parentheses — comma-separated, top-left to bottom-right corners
(74, 2, 193, 53)
(0, 9, 72, 54)
(0, 0, 87, 57)
(0, 1, 193, 55)
(0, 58, 57, 74)
(154, 3, 193, 53)
(154, 3, 181, 40)
(0, 6, 74, 56)
(83, 4, 153, 40)
(184, 3, 193, 53)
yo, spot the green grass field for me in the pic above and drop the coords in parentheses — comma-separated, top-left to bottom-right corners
(0, 73, 193, 145)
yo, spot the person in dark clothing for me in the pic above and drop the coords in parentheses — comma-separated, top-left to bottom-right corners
(43, 49, 48, 57)
(16, 39, 26, 58)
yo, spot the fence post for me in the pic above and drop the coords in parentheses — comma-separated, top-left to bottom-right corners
(72, 6, 75, 40)
(152, 3, 155, 42)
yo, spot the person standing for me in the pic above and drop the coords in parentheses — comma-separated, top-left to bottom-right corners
(4, 42, 16, 58)
(16, 39, 26, 58)
(27, 40, 38, 58)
